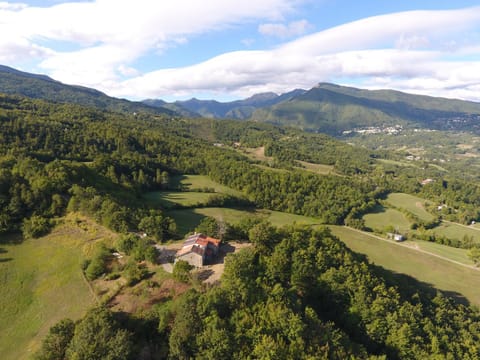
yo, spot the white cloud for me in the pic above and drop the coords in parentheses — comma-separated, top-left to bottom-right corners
(0, 0, 297, 88)
(259, 19, 313, 38)
(2, 2, 480, 101)
(111, 6, 480, 102)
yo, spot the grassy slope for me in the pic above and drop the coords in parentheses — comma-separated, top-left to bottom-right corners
(433, 222, 480, 244)
(144, 175, 245, 209)
(144, 191, 213, 209)
(363, 205, 412, 233)
(295, 160, 336, 175)
(168, 207, 322, 237)
(0, 215, 115, 360)
(330, 226, 480, 307)
(171, 174, 243, 196)
(385, 193, 435, 221)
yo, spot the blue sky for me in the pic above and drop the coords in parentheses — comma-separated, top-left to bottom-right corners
(2, 1, 480, 101)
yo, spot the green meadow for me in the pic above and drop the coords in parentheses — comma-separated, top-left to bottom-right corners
(168, 207, 323, 237)
(363, 205, 411, 233)
(433, 221, 480, 244)
(0, 217, 104, 360)
(170, 174, 243, 196)
(330, 226, 480, 307)
(144, 191, 213, 209)
(385, 193, 435, 222)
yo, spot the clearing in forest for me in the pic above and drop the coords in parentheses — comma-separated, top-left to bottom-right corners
(385, 193, 435, 222)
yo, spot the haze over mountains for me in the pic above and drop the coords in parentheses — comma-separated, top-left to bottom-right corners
(3, 64, 480, 135)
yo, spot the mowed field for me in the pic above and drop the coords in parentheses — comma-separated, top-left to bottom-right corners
(0, 214, 114, 360)
(385, 193, 435, 221)
(433, 221, 480, 244)
(144, 175, 244, 209)
(330, 226, 480, 307)
(144, 191, 213, 209)
(170, 175, 243, 196)
(295, 160, 336, 175)
(168, 207, 323, 236)
(363, 205, 411, 233)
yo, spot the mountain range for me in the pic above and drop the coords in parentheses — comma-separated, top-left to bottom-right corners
(2, 64, 480, 135)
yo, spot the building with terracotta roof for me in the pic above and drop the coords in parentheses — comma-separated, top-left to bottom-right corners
(175, 233, 221, 267)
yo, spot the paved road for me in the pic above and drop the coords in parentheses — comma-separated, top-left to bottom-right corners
(344, 226, 479, 271)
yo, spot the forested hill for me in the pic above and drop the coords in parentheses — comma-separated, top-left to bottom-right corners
(0, 64, 174, 115)
(250, 83, 480, 135)
(3, 92, 480, 359)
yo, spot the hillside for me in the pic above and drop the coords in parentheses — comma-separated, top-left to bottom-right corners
(0, 65, 174, 115)
(250, 83, 480, 135)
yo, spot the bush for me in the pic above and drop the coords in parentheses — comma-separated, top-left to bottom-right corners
(84, 244, 110, 281)
(124, 260, 148, 286)
(21, 215, 51, 239)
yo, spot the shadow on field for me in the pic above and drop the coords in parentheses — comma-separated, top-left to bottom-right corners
(167, 209, 207, 238)
(0, 233, 23, 244)
(372, 263, 470, 307)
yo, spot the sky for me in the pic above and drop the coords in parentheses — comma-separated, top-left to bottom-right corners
(2, 1, 480, 102)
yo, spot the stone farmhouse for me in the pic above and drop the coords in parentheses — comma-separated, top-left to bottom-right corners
(175, 233, 221, 267)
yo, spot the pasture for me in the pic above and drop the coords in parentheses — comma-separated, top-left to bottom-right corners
(0, 214, 108, 359)
(329, 226, 480, 307)
(144, 175, 245, 209)
(433, 221, 480, 244)
(144, 191, 213, 209)
(168, 207, 322, 237)
(385, 192, 435, 222)
(296, 160, 336, 175)
(170, 174, 243, 196)
(362, 205, 411, 233)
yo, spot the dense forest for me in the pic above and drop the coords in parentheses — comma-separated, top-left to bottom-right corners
(2, 92, 480, 358)
(36, 226, 480, 359)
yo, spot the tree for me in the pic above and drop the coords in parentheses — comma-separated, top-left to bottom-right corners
(66, 307, 132, 360)
(21, 215, 51, 239)
(123, 259, 148, 286)
(248, 221, 277, 255)
(173, 260, 193, 283)
(85, 243, 110, 280)
(139, 213, 165, 242)
(195, 217, 219, 238)
(34, 318, 75, 360)
(468, 247, 480, 266)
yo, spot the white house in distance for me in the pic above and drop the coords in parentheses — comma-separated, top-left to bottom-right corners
(387, 232, 405, 242)
(175, 233, 221, 268)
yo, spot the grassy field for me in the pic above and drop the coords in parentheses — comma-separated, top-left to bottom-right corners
(170, 175, 243, 196)
(385, 193, 435, 222)
(168, 207, 323, 237)
(329, 226, 480, 307)
(363, 205, 411, 233)
(295, 160, 336, 175)
(241, 146, 273, 162)
(377, 158, 419, 168)
(0, 214, 112, 360)
(412, 240, 473, 266)
(433, 222, 480, 244)
(144, 191, 213, 209)
(145, 175, 245, 209)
